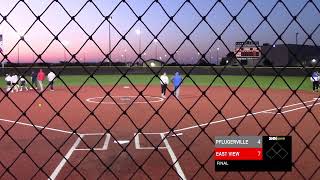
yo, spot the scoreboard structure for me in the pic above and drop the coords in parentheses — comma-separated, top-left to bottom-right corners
(214, 136, 292, 171)
(234, 40, 261, 66)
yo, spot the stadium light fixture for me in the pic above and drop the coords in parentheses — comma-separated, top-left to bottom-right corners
(135, 27, 141, 64)
(135, 29, 141, 35)
(311, 59, 317, 65)
(108, 16, 112, 64)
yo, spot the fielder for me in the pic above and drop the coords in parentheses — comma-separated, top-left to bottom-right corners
(160, 72, 169, 98)
(171, 72, 183, 99)
(310, 71, 319, 92)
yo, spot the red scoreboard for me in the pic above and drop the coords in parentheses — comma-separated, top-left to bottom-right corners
(214, 136, 292, 171)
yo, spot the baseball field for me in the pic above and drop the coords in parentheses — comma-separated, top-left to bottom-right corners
(0, 74, 319, 179)
(1, 75, 314, 90)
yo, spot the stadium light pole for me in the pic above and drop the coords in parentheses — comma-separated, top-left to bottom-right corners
(216, 47, 220, 65)
(135, 27, 141, 65)
(0, 28, 4, 71)
(62, 40, 69, 63)
(15, 31, 23, 64)
(124, 49, 127, 63)
(108, 16, 112, 66)
(18, 42, 20, 64)
(153, 39, 158, 60)
(296, 32, 299, 45)
(175, 50, 179, 62)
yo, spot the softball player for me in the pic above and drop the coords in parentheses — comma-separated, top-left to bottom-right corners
(47, 71, 56, 91)
(5, 74, 12, 92)
(171, 72, 183, 99)
(31, 71, 38, 89)
(37, 69, 45, 91)
(11, 74, 19, 92)
(160, 72, 169, 98)
(19, 76, 29, 91)
(311, 71, 319, 92)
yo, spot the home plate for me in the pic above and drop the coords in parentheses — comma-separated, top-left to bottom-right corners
(114, 140, 130, 144)
(123, 86, 130, 89)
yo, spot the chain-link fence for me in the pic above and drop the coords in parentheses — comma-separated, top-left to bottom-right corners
(0, 0, 320, 179)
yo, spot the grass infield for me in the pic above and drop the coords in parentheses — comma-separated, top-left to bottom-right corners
(1, 75, 313, 91)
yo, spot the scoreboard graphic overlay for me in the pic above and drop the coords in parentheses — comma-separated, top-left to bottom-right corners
(214, 136, 292, 171)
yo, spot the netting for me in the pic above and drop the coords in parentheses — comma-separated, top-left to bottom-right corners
(0, 0, 320, 179)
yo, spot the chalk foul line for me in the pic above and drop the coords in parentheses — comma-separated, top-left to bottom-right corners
(0, 118, 73, 134)
(164, 98, 320, 134)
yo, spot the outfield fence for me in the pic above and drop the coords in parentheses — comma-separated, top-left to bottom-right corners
(2, 66, 320, 76)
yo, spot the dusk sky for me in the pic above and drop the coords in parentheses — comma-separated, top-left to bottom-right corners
(0, 0, 319, 64)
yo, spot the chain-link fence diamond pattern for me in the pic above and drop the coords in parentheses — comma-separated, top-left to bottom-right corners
(0, 0, 320, 179)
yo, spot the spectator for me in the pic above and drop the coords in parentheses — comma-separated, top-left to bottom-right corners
(47, 71, 56, 91)
(37, 69, 45, 91)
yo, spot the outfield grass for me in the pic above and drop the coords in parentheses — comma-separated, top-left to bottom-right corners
(1, 75, 313, 91)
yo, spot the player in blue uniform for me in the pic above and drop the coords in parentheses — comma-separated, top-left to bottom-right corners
(171, 72, 183, 99)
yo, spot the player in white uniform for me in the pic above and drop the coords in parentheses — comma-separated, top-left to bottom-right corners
(160, 72, 169, 98)
(4, 74, 12, 92)
(19, 76, 29, 91)
(47, 71, 56, 91)
(11, 74, 19, 93)
(311, 71, 319, 92)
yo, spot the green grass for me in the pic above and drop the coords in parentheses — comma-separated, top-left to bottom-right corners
(1, 75, 313, 91)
